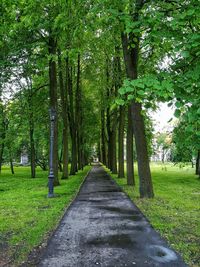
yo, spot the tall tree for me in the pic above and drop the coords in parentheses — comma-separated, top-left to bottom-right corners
(121, 0, 154, 197)
(58, 50, 69, 179)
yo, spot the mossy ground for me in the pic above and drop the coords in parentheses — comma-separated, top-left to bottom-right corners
(0, 165, 91, 266)
(108, 162, 200, 267)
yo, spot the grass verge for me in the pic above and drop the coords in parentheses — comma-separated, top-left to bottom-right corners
(107, 162, 200, 267)
(0, 165, 91, 266)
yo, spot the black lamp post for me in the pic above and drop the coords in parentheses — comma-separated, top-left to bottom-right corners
(48, 108, 56, 198)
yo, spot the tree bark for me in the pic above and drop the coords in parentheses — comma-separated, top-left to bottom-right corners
(75, 53, 83, 170)
(0, 140, 5, 172)
(101, 108, 107, 165)
(126, 105, 135, 185)
(0, 114, 6, 173)
(106, 96, 111, 170)
(121, 0, 154, 197)
(111, 130, 117, 174)
(58, 50, 69, 179)
(196, 150, 200, 177)
(29, 121, 36, 178)
(48, 35, 59, 185)
(67, 61, 78, 175)
(10, 152, 14, 175)
(118, 106, 125, 178)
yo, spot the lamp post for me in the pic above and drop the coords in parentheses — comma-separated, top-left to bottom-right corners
(48, 108, 56, 198)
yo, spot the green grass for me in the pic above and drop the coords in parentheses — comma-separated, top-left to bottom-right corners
(108, 162, 200, 267)
(0, 165, 91, 266)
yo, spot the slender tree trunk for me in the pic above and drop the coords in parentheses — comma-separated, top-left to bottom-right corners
(0, 117, 6, 173)
(58, 50, 69, 179)
(0, 143, 5, 173)
(121, 0, 154, 197)
(75, 53, 83, 170)
(127, 105, 135, 185)
(196, 150, 200, 177)
(10, 153, 14, 174)
(49, 35, 59, 185)
(58, 145, 63, 172)
(111, 130, 117, 174)
(101, 108, 107, 165)
(67, 64, 78, 175)
(98, 141, 101, 162)
(29, 122, 36, 178)
(118, 106, 125, 178)
(107, 107, 111, 170)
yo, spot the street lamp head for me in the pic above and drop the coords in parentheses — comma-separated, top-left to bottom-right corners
(49, 108, 56, 121)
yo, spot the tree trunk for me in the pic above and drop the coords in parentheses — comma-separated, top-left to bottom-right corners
(10, 153, 14, 175)
(75, 53, 83, 170)
(118, 106, 125, 178)
(67, 63, 78, 175)
(101, 108, 107, 165)
(58, 145, 63, 172)
(121, 1, 154, 198)
(0, 142, 5, 173)
(111, 130, 117, 174)
(58, 50, 69, 179)
(49, 35, 59, 186)
(107, 107, 111, 170)
(29, 122, 36, 178)
(0, 116, 6, 173)
(126, 105, 135, 185)
(196, 150, 200, 177)
(131, 103, 154, 197)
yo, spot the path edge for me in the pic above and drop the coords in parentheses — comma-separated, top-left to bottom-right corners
(101, 163, 188, 267)
(20, 165, 93, 267)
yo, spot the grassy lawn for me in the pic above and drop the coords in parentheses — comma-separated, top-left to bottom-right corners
(108, 162, 200, 267)
(0, 165, 91, 266)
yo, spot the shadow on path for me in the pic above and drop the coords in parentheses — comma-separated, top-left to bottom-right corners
(38, 164, 187, 267)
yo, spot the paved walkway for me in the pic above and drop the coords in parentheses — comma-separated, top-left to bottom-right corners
(38, 164, 187, 267)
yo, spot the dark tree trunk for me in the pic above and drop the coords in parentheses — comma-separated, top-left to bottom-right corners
(107, 107, 111, 170)
(27, 88, 36, 178)
(0, 142, 5, 173)
(126, 105, 135, 185)
(58, 145, 63, 172)
(111, 130, 117, 174)
(58, 50, 69, 179)
(196, 150, 200, 177)
(0, 116, 6, 173)
(101, 108, 107, 165)
(67, 62, 78, 175)
(48, 35, 59, 186)
(29, 122, 36, 178)
(97, 142, 101, 162)
(10, 153, 14, 175)
(118, 106, 125, 178)
(131, 103, 154, 197)
(121, 1, 154, 197)
(75, 53, 83, 170)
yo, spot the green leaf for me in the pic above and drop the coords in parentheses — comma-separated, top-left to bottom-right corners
(174, 109, 181, 118)
(127, 95, 135, 101)
(137, 90, 145, 96)
(115, 99, 125, 106)
(175, 102, 182, 108)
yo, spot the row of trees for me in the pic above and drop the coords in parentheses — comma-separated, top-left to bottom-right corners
(0, 0, 199, 198)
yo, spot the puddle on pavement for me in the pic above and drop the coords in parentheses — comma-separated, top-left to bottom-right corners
(87, 234, 137, 249)
(147, 245, 177, 263)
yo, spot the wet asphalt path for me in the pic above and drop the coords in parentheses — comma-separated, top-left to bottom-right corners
(38, 164, 187, 267)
